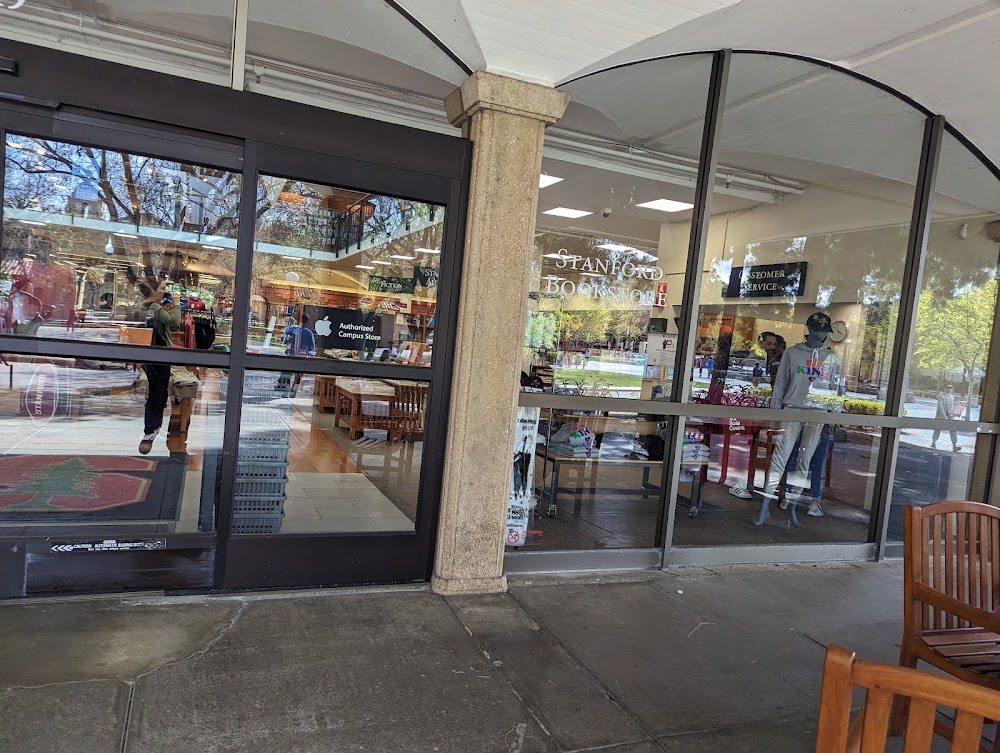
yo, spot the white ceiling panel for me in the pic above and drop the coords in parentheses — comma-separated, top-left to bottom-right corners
(247, 0, 469, 94)
(461, 0, 739, 84)
(394, 0, 487, 71)
(568, 0, 1000, 166)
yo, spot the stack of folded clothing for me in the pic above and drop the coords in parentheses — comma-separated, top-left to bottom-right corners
(681, 430, 708, 463)
(548, 423, 597, 458)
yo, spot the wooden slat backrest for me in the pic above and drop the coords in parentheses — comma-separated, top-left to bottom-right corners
(816, 645, 1000, 752)
(392, 383, 428, 439)
(905, 502, 1000, 633)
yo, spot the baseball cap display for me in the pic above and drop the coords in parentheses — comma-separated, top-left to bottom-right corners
(805, 312, 833, 332)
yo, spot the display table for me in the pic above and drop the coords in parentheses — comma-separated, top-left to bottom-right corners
(534, 445, 713, 518)
(333, 379, 396, 439)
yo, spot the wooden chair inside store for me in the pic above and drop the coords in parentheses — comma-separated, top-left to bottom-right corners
(890, 501, 1000, 749)
(817, 644, 1000, 753)
(119, 327, 152, 372)
(119, 327, 153, 346)
(314, 375, 338, 412)
(389, 383, 428, 443)
(746, 427, 833, 501)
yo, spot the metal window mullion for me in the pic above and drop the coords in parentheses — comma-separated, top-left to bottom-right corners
(212, 139, 257, 589)
(0, 127, 6, 256)
(969, 235, 1000, 504)
(0, 337, 230, 368)
(870, 114, 944, 559)
(659, 50, 732, 563)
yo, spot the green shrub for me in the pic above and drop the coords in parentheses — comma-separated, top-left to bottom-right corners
(843, 398, 885, 416)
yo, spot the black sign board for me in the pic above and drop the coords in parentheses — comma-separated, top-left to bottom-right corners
(723, 262, 807, 299)
(304, 306, 390, 351)
(413, 266, 439, 289)
(368, 276, 414, 294)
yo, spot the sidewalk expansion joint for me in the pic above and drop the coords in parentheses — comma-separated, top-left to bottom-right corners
(119, 681, 135, 753)
(439, 594, 562, 752)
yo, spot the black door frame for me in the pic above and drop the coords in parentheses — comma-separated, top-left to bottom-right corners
(219, 141, 468, 590)
(0, 40, 470, 595)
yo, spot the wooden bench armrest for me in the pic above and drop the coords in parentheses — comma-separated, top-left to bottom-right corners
(913, 582, 1000, 633)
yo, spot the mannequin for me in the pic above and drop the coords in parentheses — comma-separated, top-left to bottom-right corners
(752, 312, 834, 527)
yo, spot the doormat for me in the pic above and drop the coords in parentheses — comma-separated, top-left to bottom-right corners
(0, 455, 185, 521)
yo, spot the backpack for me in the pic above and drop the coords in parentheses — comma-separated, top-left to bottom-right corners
(142, 302, 174, 348)
(193, 315, 217, 350)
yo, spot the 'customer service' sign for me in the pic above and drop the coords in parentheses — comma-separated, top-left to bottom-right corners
(723, 262, 808, 299)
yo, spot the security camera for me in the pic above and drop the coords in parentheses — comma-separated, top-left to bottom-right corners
(601, 208, 612, 218)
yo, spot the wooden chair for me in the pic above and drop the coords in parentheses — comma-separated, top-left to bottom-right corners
(891, 501, 1000, 747)
(389, 383, 428, 443)
(746, 427, 833, 501)
(818, 644, 1000, 752)
(118, 326, 153, 346)
(314, 375, 338, 412)
(119, 327, 152, 372)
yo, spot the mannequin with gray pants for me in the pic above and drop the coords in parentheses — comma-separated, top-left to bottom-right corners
(752, 312, 833, 527)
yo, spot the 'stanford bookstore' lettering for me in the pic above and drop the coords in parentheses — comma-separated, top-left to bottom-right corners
(547, 252, 666, 306)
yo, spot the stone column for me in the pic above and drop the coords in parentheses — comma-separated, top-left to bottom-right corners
(431, 72, 569, 595)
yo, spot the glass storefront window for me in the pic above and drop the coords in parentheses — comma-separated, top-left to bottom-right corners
(512, 407, 668, 551)
(890, 132, 1000, 529)
(0, 356, 226, 536)
(249, 176, 442, 366)
(687, 56, 927, 416)
(524, 54, 713, 400)
(2, 134, 241, 351)
(666, 54, 927, 545)
(887, 428, 979, 542)
(670, 416, 878, 546)
(903, 132, 1000, 423)
(231, 370, 425, 535)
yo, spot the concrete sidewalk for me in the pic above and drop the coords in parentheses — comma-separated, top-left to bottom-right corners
(0, 562, 907, 752)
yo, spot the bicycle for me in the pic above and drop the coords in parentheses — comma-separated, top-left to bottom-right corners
(587, 379, 615, 398)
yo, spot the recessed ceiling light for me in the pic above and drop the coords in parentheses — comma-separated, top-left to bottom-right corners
(18, 220, 46, 226)
(415, 247, 440, 254)
(596, 243, 634, 252)
(355, 265, 375, 270)
(539, 175, 563, 188)
(281, 255, 299, 260)
(390, 254, 416, 260)
(372, 260, 392, 266)
(636, 199, 694, 213)
(202, 244, 225, 250)
(543, 207, 592, 219)
(542, 253, 569, 260)
(581, 272, 603, 277)
(113, 232, 138, 239)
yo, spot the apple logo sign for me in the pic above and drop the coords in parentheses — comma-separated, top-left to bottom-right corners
(315, 316, 333, 337)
